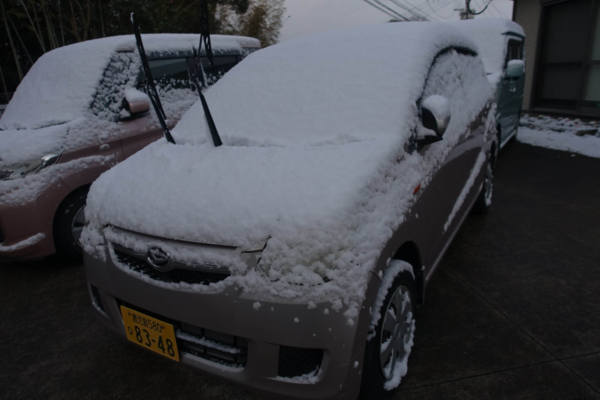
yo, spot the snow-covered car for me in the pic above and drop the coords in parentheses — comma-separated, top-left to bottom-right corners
(450, 18, 525, 148)
(0, 34, 260, 260)
(82, 22, 496, 399)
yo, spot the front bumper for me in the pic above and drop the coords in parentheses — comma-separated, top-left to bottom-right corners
(85, 251, 374, 400)
(0, 199, 54, 259)
(0, 177, 72, 260)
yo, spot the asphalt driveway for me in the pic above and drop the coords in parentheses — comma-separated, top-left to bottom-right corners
(1, 142, 599, 399)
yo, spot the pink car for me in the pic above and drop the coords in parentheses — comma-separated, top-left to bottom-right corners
(0, 34, 259, 260)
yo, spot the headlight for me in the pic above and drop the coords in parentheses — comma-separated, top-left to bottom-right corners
(0, 154, 61, 181)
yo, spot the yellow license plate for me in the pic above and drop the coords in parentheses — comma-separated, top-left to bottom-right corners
(120, 306, 180, 362)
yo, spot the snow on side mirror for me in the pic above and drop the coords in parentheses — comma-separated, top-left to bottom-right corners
(414, 95, 451, 151)
(120, 88, 151, 120)
(422, 95, 450, 137)
(506, 59, 524, 79)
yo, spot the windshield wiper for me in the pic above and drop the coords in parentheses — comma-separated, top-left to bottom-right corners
(191, 0, 222, 147)
(130, 13, 176, 145)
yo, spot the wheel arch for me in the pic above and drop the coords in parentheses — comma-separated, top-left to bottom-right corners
(52, 184, 91, 244)
(392, 241, 425, 307)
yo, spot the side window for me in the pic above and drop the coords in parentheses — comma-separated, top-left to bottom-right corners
(200, 56, 239, 86)
(505, 39, 524, 66)
(92, 52, 140, 120)
(139, 58, 191, 90)
(419, 49, 489, 145)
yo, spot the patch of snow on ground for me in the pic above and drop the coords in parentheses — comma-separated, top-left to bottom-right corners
(518, 115, 600, 158)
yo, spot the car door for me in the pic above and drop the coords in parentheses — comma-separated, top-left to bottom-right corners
(417, 49, 488, 279)
(498, 36, 525, 143)
(119, 56, 196, 159)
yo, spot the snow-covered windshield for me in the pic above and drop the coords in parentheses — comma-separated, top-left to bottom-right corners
(0, 40, 116, 131)
(173, 22, 479, 148)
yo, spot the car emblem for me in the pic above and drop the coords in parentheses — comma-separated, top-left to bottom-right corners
(146, 247, 173, 272)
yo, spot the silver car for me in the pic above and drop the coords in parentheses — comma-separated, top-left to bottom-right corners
(83, 22, 496, 400)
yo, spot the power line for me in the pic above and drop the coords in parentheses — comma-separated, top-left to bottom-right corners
(425, 0, 455, 19)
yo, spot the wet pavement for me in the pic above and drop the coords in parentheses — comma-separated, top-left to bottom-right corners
(1, 142, 599, 400)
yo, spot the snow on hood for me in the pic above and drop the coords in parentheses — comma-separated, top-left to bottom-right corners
(86, 137, 398, 249)
(0, 34, 244, 131)
(0, 120, 75, 168)
(448, 18, 525, 75)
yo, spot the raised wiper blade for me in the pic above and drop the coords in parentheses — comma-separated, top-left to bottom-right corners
(191, 0, 222, 148)
(130, 12, 176, 145)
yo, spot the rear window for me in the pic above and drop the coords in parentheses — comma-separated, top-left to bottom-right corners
(145, 58, 191, 90)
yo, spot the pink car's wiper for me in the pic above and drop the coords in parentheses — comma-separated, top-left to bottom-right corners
(131, 13, 176, 145)
(191, 0, 223, 147)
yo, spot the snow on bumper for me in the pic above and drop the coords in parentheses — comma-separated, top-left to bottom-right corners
(84, 247, 375, 400)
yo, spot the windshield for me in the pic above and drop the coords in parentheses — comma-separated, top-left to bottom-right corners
(0, 41, 116, 131)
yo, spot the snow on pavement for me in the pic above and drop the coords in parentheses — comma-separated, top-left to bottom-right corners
(518, 115, 600, 159)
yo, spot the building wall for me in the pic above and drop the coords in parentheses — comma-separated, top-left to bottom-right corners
(514, 0, 541, 111)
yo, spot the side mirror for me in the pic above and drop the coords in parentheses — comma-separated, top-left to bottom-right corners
(506, 59, 524, 79)
(414, 95, 451, 150)
(120, 88, 151, 120)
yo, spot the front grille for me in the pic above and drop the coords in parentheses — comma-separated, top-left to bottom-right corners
(114, 248, 230, 285)
(118, 301, 247, 368)
(278, 346, 323, 378)
(0, 227, 4, 244)
(178, 322, 248, 367)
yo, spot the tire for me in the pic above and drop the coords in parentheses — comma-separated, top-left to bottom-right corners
(360, 262, 417, 399)
(54, 187, 88, 261)
(471, 158, 494, 214)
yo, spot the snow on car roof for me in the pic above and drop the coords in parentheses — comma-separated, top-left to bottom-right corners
(174, 22, 478, 147)
(448, 18, 525, 74)
(0, 34, 247, 131)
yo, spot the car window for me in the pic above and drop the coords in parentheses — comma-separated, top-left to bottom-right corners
(92, 52, 140, 120)
(505, 39, 524, 66)
(200, 56, 239, 86)
(418, 48, 486, 147)
(142, 58, 191, 90)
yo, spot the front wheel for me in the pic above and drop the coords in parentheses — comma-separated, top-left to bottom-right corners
(360, 261, 416, 399)
(54, 188, 88, 261)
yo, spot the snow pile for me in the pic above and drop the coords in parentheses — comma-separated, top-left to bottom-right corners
(518, 115, 600, 158)
(448, 18, 525, 75)
(83, 22, 493, 324)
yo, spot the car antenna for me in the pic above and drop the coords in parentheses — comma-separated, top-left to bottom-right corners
(130, 12, 176, 145)
(191, 0, 223, 147)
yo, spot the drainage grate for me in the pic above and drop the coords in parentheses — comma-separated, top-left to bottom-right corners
(278, 346, 323, 378)
(113, 247, 230, 286)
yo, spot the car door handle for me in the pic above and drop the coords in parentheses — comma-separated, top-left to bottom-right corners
(99, 144, 110, 151)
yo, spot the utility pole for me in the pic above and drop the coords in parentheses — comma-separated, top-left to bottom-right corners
(457, 0, 474, 19)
